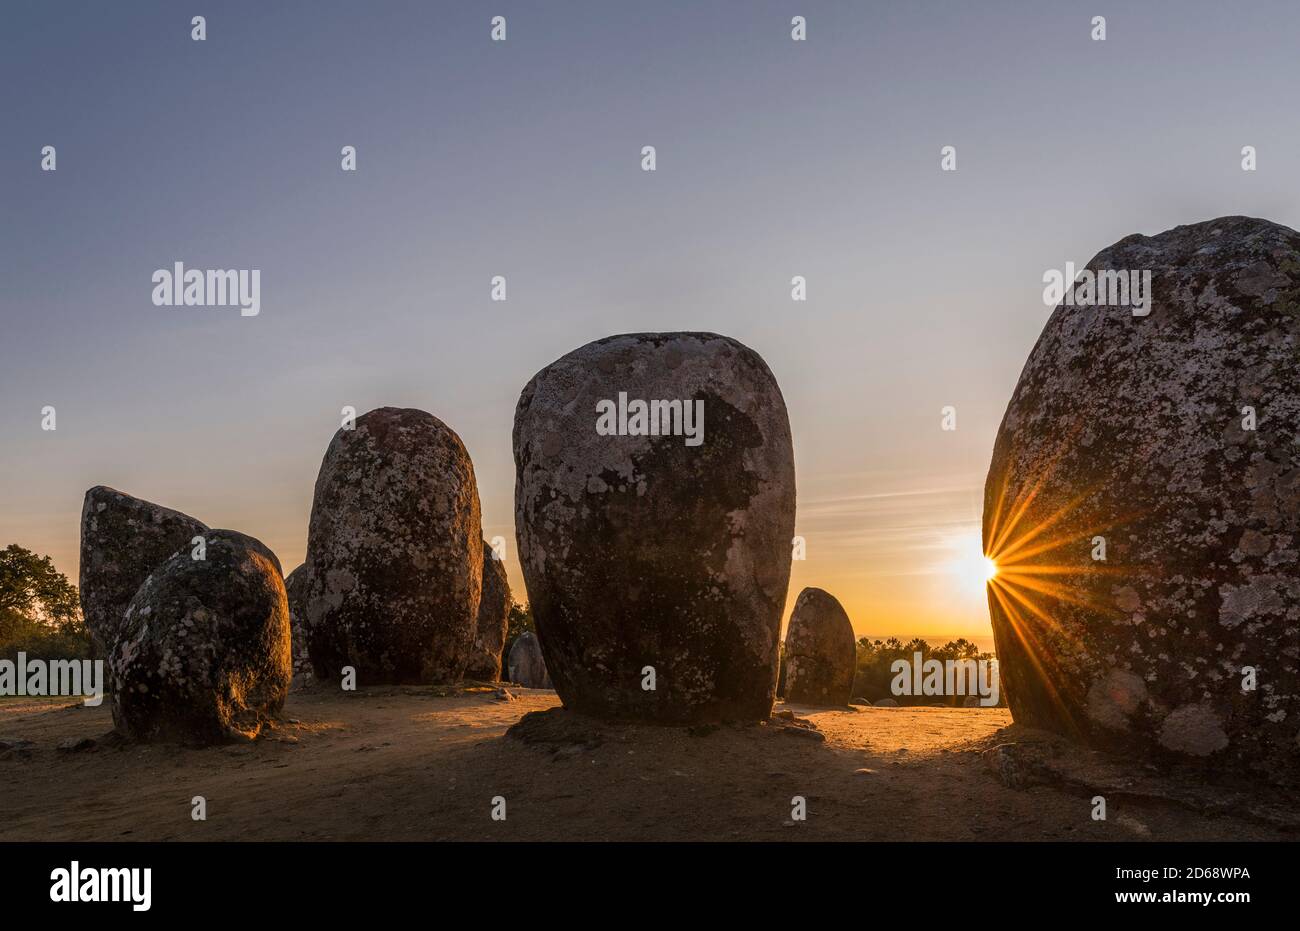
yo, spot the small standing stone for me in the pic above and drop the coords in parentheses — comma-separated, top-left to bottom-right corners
(782, 588, 857, 706)
(507, 631, 552, 689)
(284, 564, 313, 688)
(464, 544, 511, 681)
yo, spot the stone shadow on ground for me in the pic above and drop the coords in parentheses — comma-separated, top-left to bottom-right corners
(5, 686, 1297, 842)
(974, 724, 1300, 832)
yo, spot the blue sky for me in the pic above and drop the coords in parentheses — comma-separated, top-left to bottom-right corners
(4, 0, 1299, 643)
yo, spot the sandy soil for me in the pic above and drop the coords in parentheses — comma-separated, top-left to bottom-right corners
(1, 686, 1293, 841)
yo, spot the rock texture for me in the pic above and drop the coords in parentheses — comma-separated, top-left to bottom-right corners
(782, 588, 856, 706)
(464, 546, 511, 681)
(299, 407, 482, 685)
(514, 332, 796, 722)
(78, 486, 208, 670)
(507, 631, 552, 689)
(284, 564, 313, 687)
(111, 530, 291, 744)
(985, 216, 1300, 784)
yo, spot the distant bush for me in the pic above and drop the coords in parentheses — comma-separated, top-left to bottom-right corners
(851, 636, 1001, 706)
(0, 614, 92, 662)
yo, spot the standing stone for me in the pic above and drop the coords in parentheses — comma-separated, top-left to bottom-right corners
(782, 588, 856, 706)
(514, 332, 796, 723)
(507, 631, 552, 689)
(300, 407, 482, 685)
(985, 216, 1300, 783)
(284, 564, 313, 687)
(78, 486, 208, 671)
(464, 544, 511, 681)
(111, 530, 291, 744)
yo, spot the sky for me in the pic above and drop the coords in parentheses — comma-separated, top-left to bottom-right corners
(4, 0, 1300, 649)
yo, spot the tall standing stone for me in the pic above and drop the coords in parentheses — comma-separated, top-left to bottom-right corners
(300, 407, 482, 685)
(78, 486, 208, 671)
(985, 216, 1300, 783)
(464, 545, 511, 681)
(783, 588, 856, 706)
(514, 332, 796, 723)
(111, 530, 291, 744)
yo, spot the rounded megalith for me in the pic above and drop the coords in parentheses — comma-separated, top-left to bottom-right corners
(984, 216, 1300, 783)
(513, 332, 796, 723)
(464, 545, 512, 681)
(111, 530, 291, 744)
(300, 407, 482, 685)
(782, 588, 856, 706)
(284, 564, 313, 687)
(79, 486, 208, 668)
(507, 631, 552, 689)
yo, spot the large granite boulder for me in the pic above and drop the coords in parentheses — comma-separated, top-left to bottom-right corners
(78, 486, 208, 671)
(464, 545, 511, 681)
(507, 631, 552, 689)
(513, 332, 796, 723)
(111, 530, 291, 744)
(300, 407, 482, 685)
(783, 588, 856, 706)
(985, 216, 1300, 783)
(284, 564, 313, 687)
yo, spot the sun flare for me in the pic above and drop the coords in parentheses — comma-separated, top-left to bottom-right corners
(946, 529, 997, 595)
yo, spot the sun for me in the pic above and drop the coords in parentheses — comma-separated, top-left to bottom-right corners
(945, 529, 997, 595)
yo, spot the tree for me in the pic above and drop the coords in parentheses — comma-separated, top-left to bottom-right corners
(0, 545, 89, 661)
(933, 638, 981, 661)
(504, 599, 534, 652)
(0, 544, 81, 633)
(902, 637, 932, 656)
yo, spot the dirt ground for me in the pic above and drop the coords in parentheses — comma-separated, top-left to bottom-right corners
(1, 686, 1294, 841)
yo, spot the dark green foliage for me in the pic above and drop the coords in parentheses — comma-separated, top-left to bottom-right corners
(0, 545, 91, 661)
(503, 599, 534, 656)
(851, 636, 999, 706)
